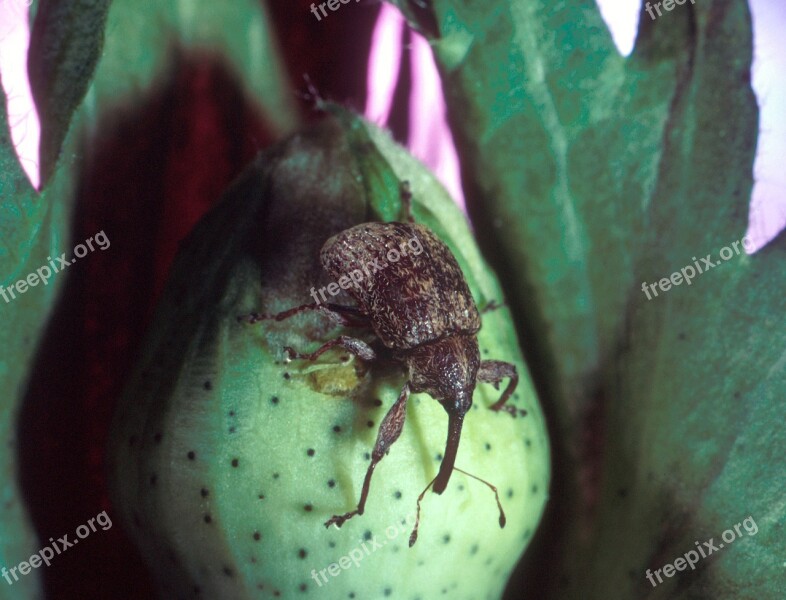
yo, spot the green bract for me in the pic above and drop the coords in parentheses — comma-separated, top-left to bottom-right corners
(108, 108, 549, 599)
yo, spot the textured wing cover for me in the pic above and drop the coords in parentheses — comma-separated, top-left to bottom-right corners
(320, 222, 480, 349)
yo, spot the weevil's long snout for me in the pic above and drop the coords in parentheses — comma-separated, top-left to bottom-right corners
(433, 410, 465, 494)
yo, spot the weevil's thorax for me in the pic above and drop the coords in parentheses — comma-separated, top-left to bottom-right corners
(406, 334, 480, 416)
(320, 222, 481, 350)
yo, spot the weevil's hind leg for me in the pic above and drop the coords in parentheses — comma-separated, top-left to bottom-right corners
(479, 299, 506, 314)
(285, 335, 377, 362)
(399, 181, 415, 223)
(477, 360, 526, 417)
(239, 302, 370, 328)
(325, 383, 411, 529)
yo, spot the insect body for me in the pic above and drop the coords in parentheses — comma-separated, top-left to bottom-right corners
(245, 213, 522, 544)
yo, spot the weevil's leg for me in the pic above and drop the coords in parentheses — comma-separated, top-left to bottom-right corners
(325, 382, 411, 529)
(479, 299, 506, 314)
(477, 360, 526, 417)
(285, 335, 377, 362)
(399, 180, 415, 223)
(240, 302, 369, 328)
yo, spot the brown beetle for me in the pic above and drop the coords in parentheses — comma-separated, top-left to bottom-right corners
(245, 193, 522, 544)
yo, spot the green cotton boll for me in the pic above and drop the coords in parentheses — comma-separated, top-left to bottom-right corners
(108, 107, 549, 599)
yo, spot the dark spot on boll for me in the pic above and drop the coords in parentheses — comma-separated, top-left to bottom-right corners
(383, 588, 392, 596)
(204, 514, 212, 524)
(250, 556, 257, 564)
(273, 473, 280, 479)
(229, 426, 236, 434)
(187, 451, 196, 460)
(525, 439, 532, 447)
(470, 544, 479, 555)
(393, 490, 402, 499)
(307, 448, 316, 457)
(274, 590, 281, 597)
(231, 458, 239, 468)
(257, 583, 265, 590)
(229, 410, 235, 417)
(201, 488, 209, 498)
(271, 396, 280, 405)
(532, 484, 538, 494)
(253, 532, 261, 541)
(366, 420, 374, 428)
(457, 485, 464, 492)
(333, 425, 342, 433)
(203, 380, 212, 391)
(258, 493, 266, 500)
(298, 549, 307, 559)
(299, 583, 308, 592)
(363, 530, 372, 541)
(507, 488, 514, 498)
(329, 541, 336, 548)
(373, 399, 382, 407)
(349, 593, 356, 598)
(223, 566, 233, 577)
(485, 443, 491, 451)
(363, 452, 370, 460)
(442, 534, 451, 544)
(283, 372, 291, 380)
(435, 453, 443, 461)
(328, 479, 336, 488)
(304, 504, 313, 512)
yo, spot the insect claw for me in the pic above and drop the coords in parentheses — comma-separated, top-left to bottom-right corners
(324, 513, 352, 529)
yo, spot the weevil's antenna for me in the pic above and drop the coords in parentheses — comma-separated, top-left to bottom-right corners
(408, 465, 505, 547)
(409, 475, 437, 547)
(453, 467, 506, 528)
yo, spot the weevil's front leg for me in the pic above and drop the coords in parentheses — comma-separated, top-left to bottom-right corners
(325, 382, 411, 529)
(477, 360, 525, 417)
(239, 302, 370, 328)
(285, 335, 377, 362)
